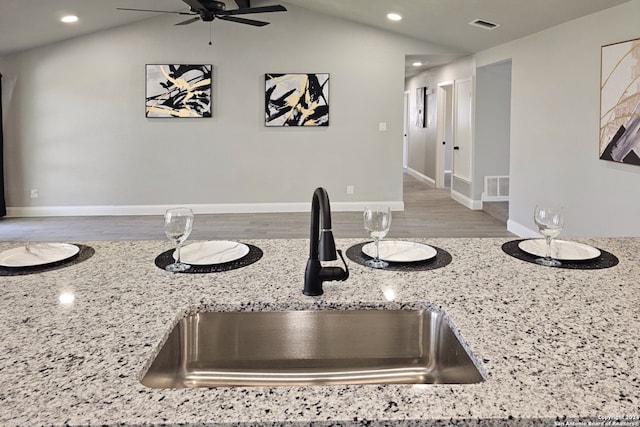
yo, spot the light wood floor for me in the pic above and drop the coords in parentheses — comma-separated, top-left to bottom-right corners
(0, 174, 514, 242)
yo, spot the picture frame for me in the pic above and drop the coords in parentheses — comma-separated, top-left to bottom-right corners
(145, 64, 212, 118)
(265, 73, 329, 126)
(599, 38, 640, 165)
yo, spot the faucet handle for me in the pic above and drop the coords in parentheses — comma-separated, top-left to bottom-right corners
(336, 249, 349, 281)
(318, 250, 349, 282)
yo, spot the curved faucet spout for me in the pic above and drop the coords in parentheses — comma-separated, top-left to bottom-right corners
(304, 187, 349, 296)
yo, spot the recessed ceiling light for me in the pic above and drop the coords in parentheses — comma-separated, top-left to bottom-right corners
(412, 62, 423, 67)
(61, 15, 79, 24)
(387, 13, 402, 21)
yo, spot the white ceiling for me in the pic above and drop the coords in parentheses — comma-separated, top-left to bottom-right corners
(0, 0, 180, 56)
(0, 0, 631, 75)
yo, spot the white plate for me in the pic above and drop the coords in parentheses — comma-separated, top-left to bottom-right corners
(176, 241, 250, 265)
(518, 239, 601, 261)
(0, 243, 80, 268)
(362, 240, 437, 263)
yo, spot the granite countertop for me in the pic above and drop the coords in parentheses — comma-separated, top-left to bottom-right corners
(0, 237, 638, 426)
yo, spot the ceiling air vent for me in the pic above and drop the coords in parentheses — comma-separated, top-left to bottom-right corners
(469, 19, 500, 30)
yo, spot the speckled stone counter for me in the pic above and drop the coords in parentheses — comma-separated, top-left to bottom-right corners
(0, 237, 638, 426)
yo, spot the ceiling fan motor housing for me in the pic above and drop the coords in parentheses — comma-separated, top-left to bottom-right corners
(202, 0, 226, 11)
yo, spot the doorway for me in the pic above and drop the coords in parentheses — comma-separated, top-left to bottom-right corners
(475, 60, 512, 223)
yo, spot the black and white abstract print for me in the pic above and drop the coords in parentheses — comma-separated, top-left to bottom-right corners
(600, 39, 640, 165)
(265, 73, 329, 126)
(146, 64, 212, 118)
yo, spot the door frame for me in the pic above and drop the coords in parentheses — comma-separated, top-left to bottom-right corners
(435, 81, 453, 189)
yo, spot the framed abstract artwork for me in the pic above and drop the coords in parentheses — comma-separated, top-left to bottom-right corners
(145, 64, 212, 118)
(599, 38, 640, 165)
(265, 73, 329, 126)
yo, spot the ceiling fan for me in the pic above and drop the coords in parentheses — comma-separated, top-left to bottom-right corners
(117, 0, 287, 27)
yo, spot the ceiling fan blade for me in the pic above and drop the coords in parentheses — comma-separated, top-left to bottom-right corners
(175, 16, 202, 25)
(220, 5, 287, 16)
(234, 0, 251, 8)
(117, 7, 193, 15)
(217, 15, 269, 26)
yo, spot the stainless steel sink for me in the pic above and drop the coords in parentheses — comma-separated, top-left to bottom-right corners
(141, 309, 484, 388)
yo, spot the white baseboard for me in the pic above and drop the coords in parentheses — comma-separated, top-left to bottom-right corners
(6, 200, 406, 217)
(406, 168, 435, 187)
(450, 190, 482, 210)
(332, 201, 405, 212)
(507, 219, 539, 238)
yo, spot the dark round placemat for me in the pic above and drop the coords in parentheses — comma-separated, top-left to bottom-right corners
(501, 239, 619, 270)
(154, 243, 263, 273)
(345, 241, 452, 271)
(0, 244, 95, 277)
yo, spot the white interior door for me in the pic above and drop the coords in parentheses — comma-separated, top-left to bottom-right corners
(403, 91, 409, 169)
(435, 82, 453, 189)
(453, 78, 473, 182)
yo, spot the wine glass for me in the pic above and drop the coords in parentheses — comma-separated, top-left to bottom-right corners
(363, 207, 392, 269)
(164, 207, 194, 272)
(533, 205, 564, 267)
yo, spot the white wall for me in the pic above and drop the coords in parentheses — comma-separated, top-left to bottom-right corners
(476, 0, 640, 237)
(0, 4, 452, 216)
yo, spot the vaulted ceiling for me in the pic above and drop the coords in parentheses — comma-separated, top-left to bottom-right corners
(0, 0, 631, 75)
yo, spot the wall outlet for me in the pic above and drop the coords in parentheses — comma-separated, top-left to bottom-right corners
(30, 189, 39, 199)
(346, 185, 355, 195)
(378, 122, 387, 132)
